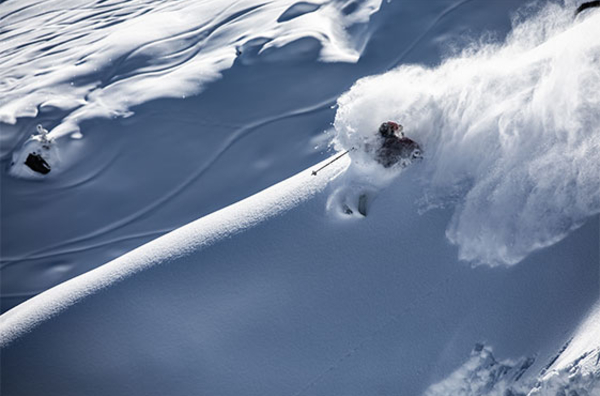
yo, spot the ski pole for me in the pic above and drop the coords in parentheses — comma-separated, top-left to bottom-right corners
(311, 148, 354, 176)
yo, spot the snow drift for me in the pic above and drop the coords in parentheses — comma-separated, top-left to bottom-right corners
(0, 0, 381, 142)
(334, 2, 600, 266)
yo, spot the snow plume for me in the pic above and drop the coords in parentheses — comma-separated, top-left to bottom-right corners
(333, 1, 600, 266)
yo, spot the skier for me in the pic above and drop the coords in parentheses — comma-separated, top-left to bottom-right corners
(313, 121, 422, 217)
(311, 121, 422, 176)
(376, 121, 422, 168)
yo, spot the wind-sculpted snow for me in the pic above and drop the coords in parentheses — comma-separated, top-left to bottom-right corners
(334, 2, 600, 266)
(2, 0, 534, 312)
(0, 0, 388, 309)
(1, 1, 598, 394)
(0, 0, 380, 150)
(425, 304, 600, 396)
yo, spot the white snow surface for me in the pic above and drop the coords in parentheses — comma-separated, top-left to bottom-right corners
(1, 0, 599, 395)
(2, 148, 598, 395)
(5, 0, 512, 307)
(1, 147, 597, 395)
(0, 0, 380, 138)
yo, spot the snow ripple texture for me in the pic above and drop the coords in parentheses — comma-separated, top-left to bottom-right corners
(334, 1, 600, 266)
(0, 0, 380, 141)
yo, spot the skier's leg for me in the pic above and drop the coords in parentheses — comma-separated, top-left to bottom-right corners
(357, 193, 368, 216)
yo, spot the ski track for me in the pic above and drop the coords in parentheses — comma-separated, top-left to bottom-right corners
(0, 99, 333, 266)
(0, 229, 171, 271)
(1, 0, 386, 280)
(386, 0, 477, 70)
(1, 1, 598, 394)
(1, 0, 474, 268)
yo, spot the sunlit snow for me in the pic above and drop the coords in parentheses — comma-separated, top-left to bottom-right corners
(334, 3, 600, 265)
(1, 0, 598, 395)
(1, 0, 380, 140)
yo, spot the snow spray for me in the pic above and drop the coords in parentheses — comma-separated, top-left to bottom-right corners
(333, 1, 600, 266)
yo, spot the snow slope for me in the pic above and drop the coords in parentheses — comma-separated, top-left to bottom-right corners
(1, 0, 528, 311)
(1, 152, 597, 396)
(1, 0, 599, 395)
(0, 0, 378, 133)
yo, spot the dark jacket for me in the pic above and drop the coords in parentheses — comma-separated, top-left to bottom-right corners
(377, 135, 420, 168)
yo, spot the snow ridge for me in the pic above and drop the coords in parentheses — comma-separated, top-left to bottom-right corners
(0, 155, 348, 347)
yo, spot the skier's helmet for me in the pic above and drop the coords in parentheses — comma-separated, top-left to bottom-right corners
(379, 121, 403, 137)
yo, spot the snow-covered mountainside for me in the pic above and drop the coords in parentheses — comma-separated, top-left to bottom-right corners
(2, 0, 530, 311)
(1, 0, 598, 395)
